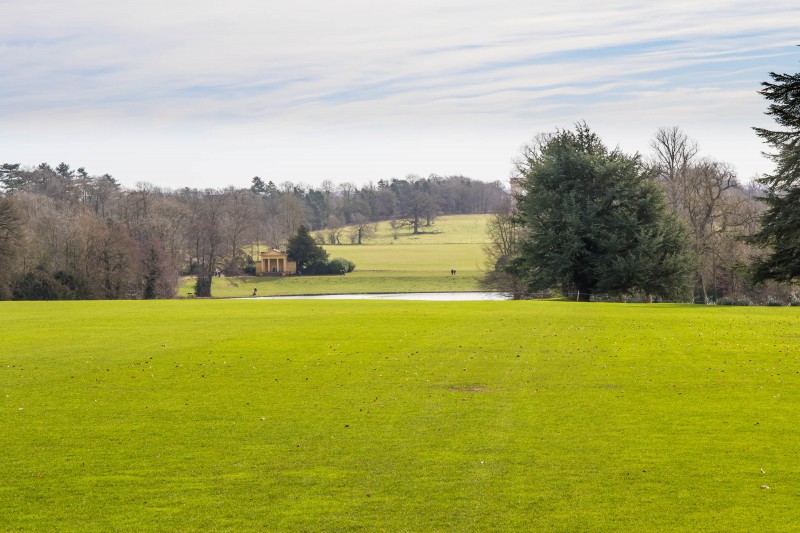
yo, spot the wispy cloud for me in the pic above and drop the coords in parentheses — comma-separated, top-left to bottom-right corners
(1, 0, 798, 185)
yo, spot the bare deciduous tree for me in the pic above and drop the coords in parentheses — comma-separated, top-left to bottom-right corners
(348, 213, 377, 245)
(651, 126, 699, 210)
(651, 128, 761, 301)
(220, 188, 256, 274)
(480, 195, 526, 298)
(325, 215, 345, 245)
(0, 197, 22, 299)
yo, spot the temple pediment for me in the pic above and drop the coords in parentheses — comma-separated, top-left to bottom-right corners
(255, 249, 297, 276)
(261, 249, 289, 258)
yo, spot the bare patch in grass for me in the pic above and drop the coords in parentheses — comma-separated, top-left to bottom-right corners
(444, 385, 487, 393)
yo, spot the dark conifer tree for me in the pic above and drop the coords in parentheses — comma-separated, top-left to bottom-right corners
(286, 225, 328, 272)
(513, 123, 694, 301)
(751, 67, 800, 282)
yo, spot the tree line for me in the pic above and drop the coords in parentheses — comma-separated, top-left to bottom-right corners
(0, 168, 506, 299)
(3, 66, 797, 303)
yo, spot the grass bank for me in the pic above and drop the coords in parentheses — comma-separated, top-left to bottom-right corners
(179, 270, 477, 298)
(2, 300, 799, 530)
(180, 214, 490, 297)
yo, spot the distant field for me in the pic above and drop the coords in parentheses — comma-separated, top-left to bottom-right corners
(3, 300, 800, 530)
(180, 270, 476, 298)
(180, 214, 491, 297)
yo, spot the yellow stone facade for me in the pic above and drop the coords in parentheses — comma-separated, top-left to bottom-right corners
(255, 249, 297, 276)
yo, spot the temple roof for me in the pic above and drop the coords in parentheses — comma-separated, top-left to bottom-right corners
(260, 249, 288, 258)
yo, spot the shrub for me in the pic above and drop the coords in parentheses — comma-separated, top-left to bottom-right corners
(303, 260, 330, 275)
(331, 257, 356, 272)
(766, 297, 784, 307)
(11, 268, 77, 300)
(53, 270, 91, 299)
(299, 257, 355, 276)
(719, 296, 752, 306)
(243, 255, 256, 275)
(327, 258, 355, 275)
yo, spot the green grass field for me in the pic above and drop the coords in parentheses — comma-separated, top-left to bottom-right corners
(179, 214, 490, 297)
(3, 300, 800, 530)
(325, 214, 490, 269)
(180, 270, 476, 298)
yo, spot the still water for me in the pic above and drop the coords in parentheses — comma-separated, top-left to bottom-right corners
(257, 292, 508, 301)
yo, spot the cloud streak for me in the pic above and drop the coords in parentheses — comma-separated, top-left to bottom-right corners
(1, 0, 798, 186)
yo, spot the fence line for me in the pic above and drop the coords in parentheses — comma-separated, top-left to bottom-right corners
(519, 291, 691, 304)
(511, 290, 796, 306)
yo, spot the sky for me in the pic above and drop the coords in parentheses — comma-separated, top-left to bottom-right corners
(1, 1, 798, 190)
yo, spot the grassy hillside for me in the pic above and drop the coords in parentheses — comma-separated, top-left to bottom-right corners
(3, 300, 800, 530)
(180, 214, 492, 297)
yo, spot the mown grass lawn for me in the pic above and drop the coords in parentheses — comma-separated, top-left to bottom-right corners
(2, 300, 799, 531)
(179, 271, 479, 298)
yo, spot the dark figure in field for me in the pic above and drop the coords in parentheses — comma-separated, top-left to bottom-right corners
(252, 288, 257, 297)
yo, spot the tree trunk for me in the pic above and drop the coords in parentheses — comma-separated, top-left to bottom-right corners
(697, 273, 708, 303)
(195, 274, 212, 297)
(576, 286, 592, 302)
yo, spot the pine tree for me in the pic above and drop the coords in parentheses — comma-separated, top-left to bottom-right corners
(286, 225, 328, 272)
(751, 68, 800, 282)
(513, 123, 694, 301)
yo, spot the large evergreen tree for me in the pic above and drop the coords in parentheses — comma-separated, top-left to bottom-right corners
(751, 69, 800, 283)
(513, 124, 694, 301)
(286, 225, 328, 272)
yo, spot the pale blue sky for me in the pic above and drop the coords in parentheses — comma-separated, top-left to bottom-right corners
(1, 0, 798, 188)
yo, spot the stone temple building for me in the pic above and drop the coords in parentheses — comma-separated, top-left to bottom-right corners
(255, 249, 297, 276)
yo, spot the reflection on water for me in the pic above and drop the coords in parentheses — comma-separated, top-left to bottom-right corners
(256, 292, 509, 301)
